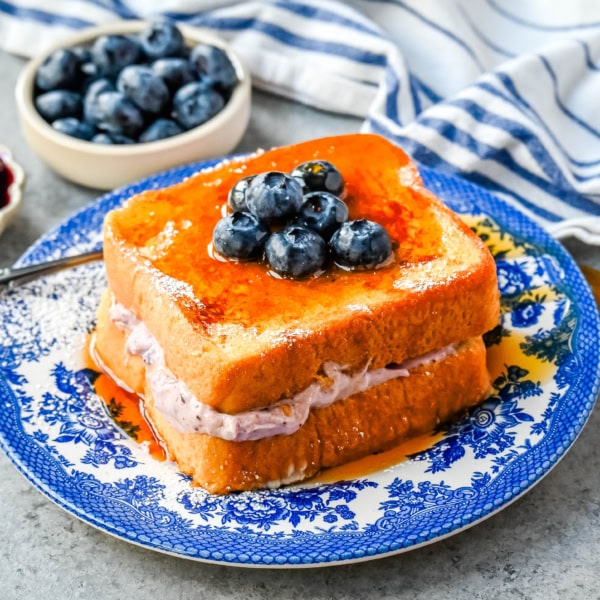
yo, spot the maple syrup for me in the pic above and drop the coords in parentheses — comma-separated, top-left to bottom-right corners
(84, 335, 166, 461)
(107, 134, 447, 330)
(309, 431, 444, 484)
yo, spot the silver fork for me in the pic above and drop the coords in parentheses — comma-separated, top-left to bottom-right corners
(0, 249, 103, 286)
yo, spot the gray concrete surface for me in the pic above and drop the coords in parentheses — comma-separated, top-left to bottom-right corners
(1, 49, 599, 600)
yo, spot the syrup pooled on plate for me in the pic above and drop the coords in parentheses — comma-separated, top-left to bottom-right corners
(309, 431, 444, 484)
(84, 335, 166, 461)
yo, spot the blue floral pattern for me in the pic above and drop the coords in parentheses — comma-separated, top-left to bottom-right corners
(511, 299, 544, 328)
(0, 163, 598, 566)
(410, 365, 538, 474)
(367, 472, 490, 533)
(178, 479, 377, 533)
(35, 362, 140, 470)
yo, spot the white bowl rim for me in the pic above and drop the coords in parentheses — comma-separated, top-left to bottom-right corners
(15, 20, 251, 157)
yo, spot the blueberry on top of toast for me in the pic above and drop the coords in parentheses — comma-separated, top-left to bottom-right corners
(265, 225, 329, 278)
(331, 219, 393, 270)
(291, 159, 344, 196)
(296, 191, 349, 239)
(245, 171, 304, 224)
(212, 160, 393, 278)
(227, 175, 254, 212)
(213, 211, 269, 260)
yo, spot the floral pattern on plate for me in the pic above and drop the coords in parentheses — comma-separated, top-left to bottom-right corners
(0, 163, 598, 566)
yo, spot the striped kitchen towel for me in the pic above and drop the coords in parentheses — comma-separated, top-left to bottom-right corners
(2, 0, 600, 243)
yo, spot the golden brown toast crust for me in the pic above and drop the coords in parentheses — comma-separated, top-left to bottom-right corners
(102, 134, 500, 414)
(94, 303, 491, 493)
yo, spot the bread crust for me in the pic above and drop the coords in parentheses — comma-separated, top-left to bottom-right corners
(103, 134, 500, 414)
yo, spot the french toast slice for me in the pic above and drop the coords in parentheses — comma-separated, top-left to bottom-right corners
(93, 296, 491, 493)
(102, 134, 500, 417)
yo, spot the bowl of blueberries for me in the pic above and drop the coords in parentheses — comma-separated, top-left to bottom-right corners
(15, 20, 251, 190)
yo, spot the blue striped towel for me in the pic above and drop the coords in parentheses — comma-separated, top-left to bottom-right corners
(2, 0, 600, 244)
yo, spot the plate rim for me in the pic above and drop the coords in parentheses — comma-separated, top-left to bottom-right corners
(1, 160, 599, 567)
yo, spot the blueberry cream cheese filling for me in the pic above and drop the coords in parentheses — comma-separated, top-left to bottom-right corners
(94, 298, 460, 442)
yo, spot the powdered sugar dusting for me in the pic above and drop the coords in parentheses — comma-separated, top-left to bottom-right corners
(186, 148, 265, 179)
(399, 164, 422, 188)
(153, 270, 206, 312)
(139, 220, 191, 261)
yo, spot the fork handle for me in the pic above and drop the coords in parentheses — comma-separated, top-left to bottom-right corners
(0, 249, 103, 286)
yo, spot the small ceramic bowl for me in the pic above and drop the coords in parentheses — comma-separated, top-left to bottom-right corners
(15, 21, 251, 190)
(0, 146, 25, 236)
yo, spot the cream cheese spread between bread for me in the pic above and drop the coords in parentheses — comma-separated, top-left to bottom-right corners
(92, 298, 459, 442)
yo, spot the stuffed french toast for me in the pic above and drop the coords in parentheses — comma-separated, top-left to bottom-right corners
(92, 133, 500, 494)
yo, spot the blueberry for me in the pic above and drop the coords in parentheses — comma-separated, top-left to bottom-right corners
(190, 44, 238, 92)
(172, 81, 224, 129)
(51, 118, 95, 140)
(81, 62, 99, 81)
(212, 211, 270, 260)
(152, 58, 197, 92)
(72, 47, 94, 83)
(35, 48, 83, 91)
(95, 91, 145, 138)
(72, 46, 92, 64)
(227, 176, 254, 212)
(139, 20, 185, 59)
(92, 132, 135, 144)
(330, 219, 393, 269)
(265, 225, 328, 279)
(91, 34, 143, 77)
(139, 119, 183, 143)
(35, 90, 82, 122)
(83, 78, 115, 125)
(297, 191, 349, 239)
(291, 160, 344, 196)
(246, 172, 303, 224)
(117, 65, 170, 115)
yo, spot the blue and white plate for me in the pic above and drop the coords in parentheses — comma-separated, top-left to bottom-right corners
(0, 163, 598, 567)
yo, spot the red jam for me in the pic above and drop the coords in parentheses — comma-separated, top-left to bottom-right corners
(0, 157, 14, 210)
